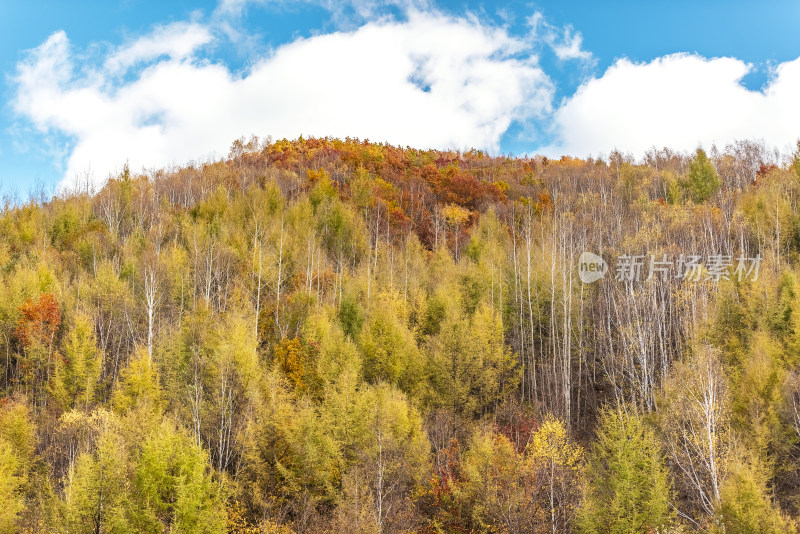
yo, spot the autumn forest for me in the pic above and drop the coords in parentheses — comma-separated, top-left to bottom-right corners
(2, 136, 800, 533)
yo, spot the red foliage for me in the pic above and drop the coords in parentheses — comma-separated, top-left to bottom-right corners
(433, 438, 461, 497)
(496, 400, 538, 453)
(15, 293, 61, 349)
(424, 166, 505, 210)
(212, 136, 529, 250)
(757, 163, 778, 179)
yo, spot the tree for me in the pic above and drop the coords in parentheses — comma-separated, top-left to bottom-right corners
(111, 348, 163, 416)
(131, 421, 227, 533)
(458, 427, 524, 532)
(358, 294, 423, 396)
(578, 407, 672, 534)
(0, 440, 26, 534)
(454, 416, 584, 534)
(142, 257, 162, 363)
(713, 454, 793, 534)
(14, 292, 61, 406)
(440, 204, 470, 259)
(527, 417, 584, 534)
(57, 312, 101, 409)
(61, 411, 131, 534)
(343, 384, 428, 533)
(685, 148, 721, 203)
(274, 337, 306, 390)
(0, 398, 35, 534)
(660, 346, 730, 520)
(9, 135, 800, 529)
(425, 301, 517, 431)
(239, 369, 298, 529)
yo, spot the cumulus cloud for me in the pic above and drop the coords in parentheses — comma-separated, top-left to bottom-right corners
(546, 53, 800, 158)
(15, 2, 800, 188)
(13, 12, 552, 189)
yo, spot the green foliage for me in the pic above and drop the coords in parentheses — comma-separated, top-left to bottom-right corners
(733, 332, 785, 459)
(112, 349, 163, 415)
(5, 137, 800, 531)
(793, 141, 800, 181)
(57, 312, 101, 409)
(425, 301, 517, 424)
(685, 148, 721, 203)
(418, 294, 446, 338)
(132, 422, 226, 533)
(308, 168, 336, 210)
(335, 383, 429, 532)
(578, 407, 673, 534)
(338, 292, 364, 340)
(0, 399, 35, 534)
(61, 414, 131, 534)
(713, 455, 793, 534)
(665, 171, 683, 204)
(239, 370, 298, 521)
(0, 440, 26, 534)
(358, 295, 423, 395)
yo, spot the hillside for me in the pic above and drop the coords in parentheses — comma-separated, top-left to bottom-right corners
(1, 136, 800, 532)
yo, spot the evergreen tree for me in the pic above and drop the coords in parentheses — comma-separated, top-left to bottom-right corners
(578, 407, 672, 534)
(713, 455, 793, 534)
(685, 148, 721, 203)
(131, 421, 227, 533)
(0, 399, 35, 534)
(792, 140, 800, 181)
(61, 412, 131, 534)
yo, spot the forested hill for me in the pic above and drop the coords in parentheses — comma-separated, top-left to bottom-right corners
(2, 136, 800, 532)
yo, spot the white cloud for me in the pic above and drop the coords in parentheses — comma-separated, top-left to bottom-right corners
(527, 12, 593, 64)
(17, 3, 800, 188)
(551, 28, 591, 62)
(215, 0, 249, 16)
(104, 22, 212, 74)
(13, 10, 552, 189)
(214, 0, 430, 24)
(546, 53, 800, 158)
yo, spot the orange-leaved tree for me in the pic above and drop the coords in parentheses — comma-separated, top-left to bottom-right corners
(14, 293, 61, 405)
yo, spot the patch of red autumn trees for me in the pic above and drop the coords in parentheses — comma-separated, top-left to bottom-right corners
(15, 293, 60, 350)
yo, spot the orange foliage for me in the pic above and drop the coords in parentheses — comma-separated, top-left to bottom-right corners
(15, 293, 61, 349)
(557, 155, 586, 167)
(537, 192, 552, 211)
(306, 168, 329, 183)
(217, 136, 539, 249)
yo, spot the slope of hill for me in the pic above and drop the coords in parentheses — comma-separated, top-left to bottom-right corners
(1, 136, 800, 532)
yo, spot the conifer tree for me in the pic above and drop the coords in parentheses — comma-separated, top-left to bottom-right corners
(578, 407, 672, 534)
(685, 148, 721, 203)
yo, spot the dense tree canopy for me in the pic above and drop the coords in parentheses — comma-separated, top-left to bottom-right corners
(0, 136, 799, 531)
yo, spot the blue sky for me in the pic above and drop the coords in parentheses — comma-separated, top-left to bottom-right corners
(2, 0, 799, 193)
